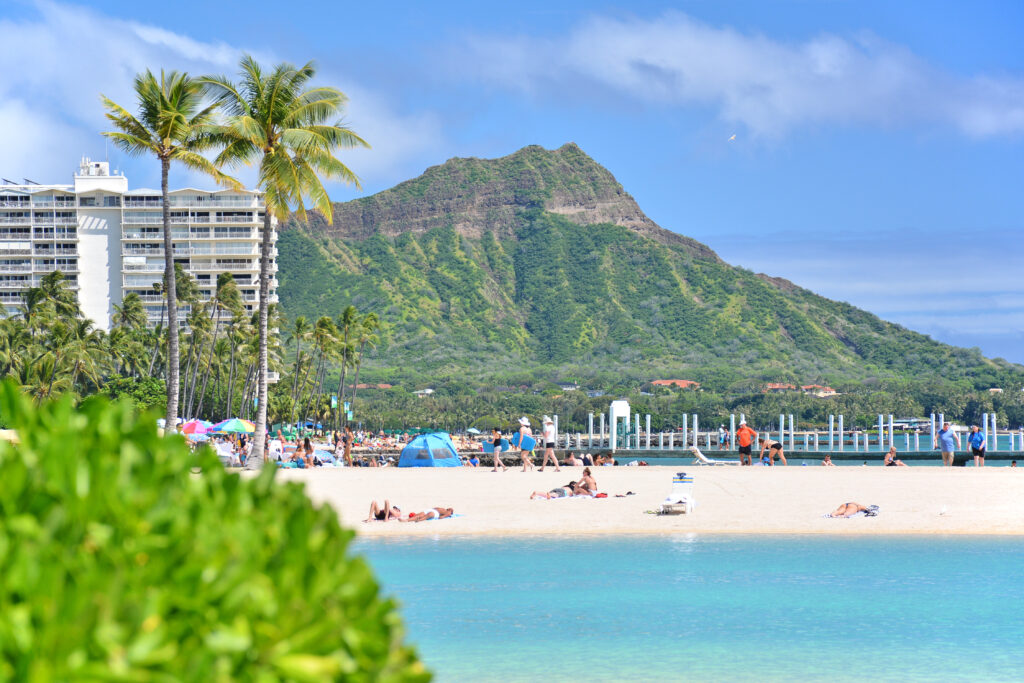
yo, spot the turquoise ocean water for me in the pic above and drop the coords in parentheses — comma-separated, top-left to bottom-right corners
(357, 535, 1024, 682)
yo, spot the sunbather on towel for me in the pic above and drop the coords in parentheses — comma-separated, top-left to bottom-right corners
(530, 487, 573, 499)
(827, 502, 879, 518)
(576, 468, 598, 496)
(403, 507, 454, 522)
(530, 481, 590, 499)
(365, 499, 401, 522)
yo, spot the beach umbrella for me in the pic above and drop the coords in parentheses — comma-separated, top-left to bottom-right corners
(466, 428, 481, 435)
(181, 419, 213, 435)
(211, 418, 256, 434)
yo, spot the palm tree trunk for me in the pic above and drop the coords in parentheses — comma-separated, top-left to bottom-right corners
(300, 348, 321, 427)
(349, 342, 365, 420)
(290, 340, 302, 423)
(246, 208, 272, 468)
(194, 304, 221, 419)
(161, 158, 180, 431)
(226, 338, 237, 418)
(147, 294, 165, 378)
(294, 349, 315, 425)
(335, 342, 349, 429)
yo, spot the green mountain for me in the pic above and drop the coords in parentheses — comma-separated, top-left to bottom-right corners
(277, 143, 1021, 390)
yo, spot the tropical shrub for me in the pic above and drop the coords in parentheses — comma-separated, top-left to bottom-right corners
(0, 381, 428, 681)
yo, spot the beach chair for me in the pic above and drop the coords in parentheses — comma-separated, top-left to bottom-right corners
(661, 472, 695, 515)
(690, 445, 741, 466)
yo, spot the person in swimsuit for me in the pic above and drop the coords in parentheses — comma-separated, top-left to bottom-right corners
(342, 425, 354, 467)
(564, 452, 582, 466)
(365, 500, 401, 522)
(491, 428, 507, 472)
(759, 439, 787, 466)
(539, 416, 561, 472)
(828, 502, 877, 518)
(821, 454, 835, 466)
(576, 467, 597, 496)
(403, 507, 454, 522)
(884, 446, 908, 467)
(530, 487, 573, 499)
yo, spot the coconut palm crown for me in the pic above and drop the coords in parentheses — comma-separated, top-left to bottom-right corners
(101, 70, 238, 431)
(201, 56, 369, 467)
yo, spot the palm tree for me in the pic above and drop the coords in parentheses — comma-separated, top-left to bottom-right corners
(348, 312, 379, 422)
(101, 69, 238, 433)
(334, 305, 358, 428)
(287, 315, 312, 423)
(202, 56, 368, 467)
(113, 292, 147, 330)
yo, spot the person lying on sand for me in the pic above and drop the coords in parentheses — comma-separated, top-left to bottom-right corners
(402, 507, 455, 522)
(365, 500, 401, 522)
(530, 480, 591, 499)
(827, 502, 879, 518)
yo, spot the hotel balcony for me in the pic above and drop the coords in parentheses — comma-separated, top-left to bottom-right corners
(0, 217, 32, 225)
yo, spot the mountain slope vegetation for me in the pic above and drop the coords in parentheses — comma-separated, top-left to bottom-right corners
(277, 143, 1021, 391)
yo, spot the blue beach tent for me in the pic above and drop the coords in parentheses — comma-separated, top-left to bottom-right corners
(398, 432, 462, 467)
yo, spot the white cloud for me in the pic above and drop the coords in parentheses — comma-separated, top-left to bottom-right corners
(0, 1, 442, 190)
(459, 12, 1024, 138)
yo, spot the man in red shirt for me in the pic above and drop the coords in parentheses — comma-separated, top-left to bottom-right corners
(735, 420, 758, 466)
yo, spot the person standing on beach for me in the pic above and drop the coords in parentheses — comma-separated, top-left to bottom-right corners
(936, 421, 960, 466)
(735, 420, 757, 466)
(491, 428, 508, 472)
(518, 417, 535, 472)
(968, 425, 986, 467)
(539, 416, 561, 472)
(342, 425, 354, 467)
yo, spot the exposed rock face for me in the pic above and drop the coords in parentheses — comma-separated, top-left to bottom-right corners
(299, 143, 718, 260)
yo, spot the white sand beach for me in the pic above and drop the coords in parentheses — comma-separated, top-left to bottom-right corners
(269, 465, 1024, 536)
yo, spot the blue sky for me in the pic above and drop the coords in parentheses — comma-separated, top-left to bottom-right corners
(2, 0, 1023, 362)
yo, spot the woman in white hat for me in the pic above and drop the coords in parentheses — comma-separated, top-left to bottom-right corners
(539, 415, 560, 472)
(518, 416, 535, 471)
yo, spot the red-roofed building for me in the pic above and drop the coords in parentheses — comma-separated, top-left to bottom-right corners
(801, 384, 837, 397)
(762, 383, 797, 393)
(651, 379, 701, 390)
(356, 383, 393, 390)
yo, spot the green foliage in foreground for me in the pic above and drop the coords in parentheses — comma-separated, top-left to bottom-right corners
(0, 382, 429, 682)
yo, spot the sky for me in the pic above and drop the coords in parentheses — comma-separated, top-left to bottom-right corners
(2, 0, 1023, 362)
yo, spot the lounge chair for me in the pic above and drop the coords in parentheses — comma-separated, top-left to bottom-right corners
(661, 472, 695, 515)
(690, 445, 741, 466)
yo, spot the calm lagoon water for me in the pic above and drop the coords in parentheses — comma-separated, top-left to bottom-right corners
(356, 535, 1024, 682)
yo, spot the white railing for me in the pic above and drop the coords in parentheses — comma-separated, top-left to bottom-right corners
(0, 201, 30, 209)
(123, 264, 165, 272)
(0, 264, 32, 272)
(0, 249, 32, 256)
(0, 217, 31, 225)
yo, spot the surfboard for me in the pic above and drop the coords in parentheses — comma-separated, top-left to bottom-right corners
(511, 432, 536, 451)
(482, 439, 511, 453)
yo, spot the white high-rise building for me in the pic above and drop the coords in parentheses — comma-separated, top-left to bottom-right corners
(0, 158, 278, 330)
